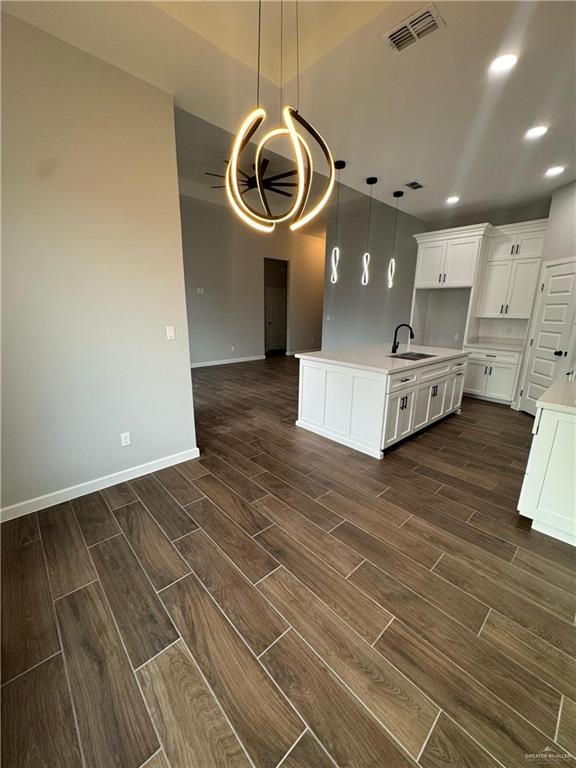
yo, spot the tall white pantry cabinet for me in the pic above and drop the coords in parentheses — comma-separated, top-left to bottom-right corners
(410, 219, 546, 406)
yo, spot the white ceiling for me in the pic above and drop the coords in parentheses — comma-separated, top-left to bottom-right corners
(5, 1, 575, 222)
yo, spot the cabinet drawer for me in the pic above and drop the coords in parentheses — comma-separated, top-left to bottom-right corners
(419, 362, 452, 382)
(388, 370, 417, 392)
(451, 359, 467, 372)
(466, 348, 521, 364)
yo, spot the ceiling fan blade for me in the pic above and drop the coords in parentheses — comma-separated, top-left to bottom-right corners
(269, 187, 293, 198)
(265, 182, 298, 187)
(265, 169, 298, 182)
(205, 172, 226, 179)
(211, 185, 226, 189)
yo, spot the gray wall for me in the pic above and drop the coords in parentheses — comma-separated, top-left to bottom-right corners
(180, 195, 325, 364)
(543, 181, 576, 262)
(322, 194, 425, 350)
(2, 15, 197, 511)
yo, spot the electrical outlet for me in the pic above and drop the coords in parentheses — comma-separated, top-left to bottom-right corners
(166, 325, 176, 340)
(454, 332, 460, 341)
(120, 431, 131, 447)
(196, 287, 204, 294)
(231, 346, 235, 352)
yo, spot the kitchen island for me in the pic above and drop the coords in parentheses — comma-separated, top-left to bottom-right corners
(295, 345, 469, 458)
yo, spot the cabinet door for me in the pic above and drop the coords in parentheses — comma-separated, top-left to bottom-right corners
(487, 234, 516, 261)
(477, 261, 512, 317)
(464, 360, 487, 395)
(485, 362, 517, 401)
(384, 389, 414, 447)
(428, 378, 448, 421)
(412, 383, 432, 430)
(451, 372, 466, 410)
(515, 231, 545, 259)
(444, 238, 479, 287)
(415, 243, 445, 288)
(505, 259, 540, 318)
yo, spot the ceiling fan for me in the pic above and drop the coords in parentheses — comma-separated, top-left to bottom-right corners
(205, 158, 298, 198)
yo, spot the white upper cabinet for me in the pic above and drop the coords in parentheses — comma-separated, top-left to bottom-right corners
(444, 238, 479, 286)
(413, 224, 491, 290)
(414, 243, 446, 287)
(476, 220, 546, 320)
(486, 233, 516, 261)
(487, 220, 547, 261)
(506, 259, 541, 318)
(477, 261, 512, 317)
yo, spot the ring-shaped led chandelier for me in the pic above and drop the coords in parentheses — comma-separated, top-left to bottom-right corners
(225, 1, 335, 233)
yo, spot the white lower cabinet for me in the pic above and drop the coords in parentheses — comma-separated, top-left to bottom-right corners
(449, 371, 466, 411)
(384, 388, 416, 447)
(464, 356, 519, 403)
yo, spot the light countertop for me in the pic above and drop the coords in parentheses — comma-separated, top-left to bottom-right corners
(295, 344, 468, 375)
(537, 380, 576, 416)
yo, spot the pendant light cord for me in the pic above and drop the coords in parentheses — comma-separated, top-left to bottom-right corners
(365, 187, 374, 252)
(335, 167, 342, 242)
(392, 196, 400, 258)
(256, 0, 262, 107)
(279, 0, 283, 117)
(296, 0, 300, 112)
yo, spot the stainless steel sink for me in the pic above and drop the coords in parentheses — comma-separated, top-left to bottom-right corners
(391, 352, 436, 360)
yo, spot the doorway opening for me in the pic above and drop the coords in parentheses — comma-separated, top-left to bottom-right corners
(264, 258, 288, 356)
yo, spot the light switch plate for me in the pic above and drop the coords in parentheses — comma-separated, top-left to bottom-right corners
(166, 325, 176, 340)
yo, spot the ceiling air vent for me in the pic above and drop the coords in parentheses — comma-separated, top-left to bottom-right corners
(386, 4, 444, 52)
(406, 181, 425, 190)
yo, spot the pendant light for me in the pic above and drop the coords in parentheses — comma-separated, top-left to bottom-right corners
(330, 160, 346, 284)
(225, 0, 335, 233)
(388, 190, 404, 288)
(361, 177, 377, 286)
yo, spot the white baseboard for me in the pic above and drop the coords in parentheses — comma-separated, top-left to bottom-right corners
(190, 355, 265, 369)
(1, 447, 200, 522)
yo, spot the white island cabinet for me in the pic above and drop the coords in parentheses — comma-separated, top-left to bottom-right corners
(295, 346, 469, 459)
(518, 381, 576, 545)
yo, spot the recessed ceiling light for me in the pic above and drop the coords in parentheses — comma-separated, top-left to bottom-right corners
(525, 125, 548, 140)
(446, 196, 460, 205)
(545, 166, 565, 178)
(489, 54, 518, 74)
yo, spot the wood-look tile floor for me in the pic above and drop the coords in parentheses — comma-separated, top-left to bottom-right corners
(2, 356, 576, 768)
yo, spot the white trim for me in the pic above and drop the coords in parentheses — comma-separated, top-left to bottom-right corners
(1, 447, 200, 522)
(190, 355, 265, 368)
(286, 349, 321, 356)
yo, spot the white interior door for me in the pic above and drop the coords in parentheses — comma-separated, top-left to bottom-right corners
(520, 259, 576, 415)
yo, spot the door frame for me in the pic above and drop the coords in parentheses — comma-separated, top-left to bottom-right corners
(514, 256, 576, 411)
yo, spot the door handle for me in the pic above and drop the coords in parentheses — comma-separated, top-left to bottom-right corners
(554, 350, 563, 357)
(400, 377, 410, 382)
